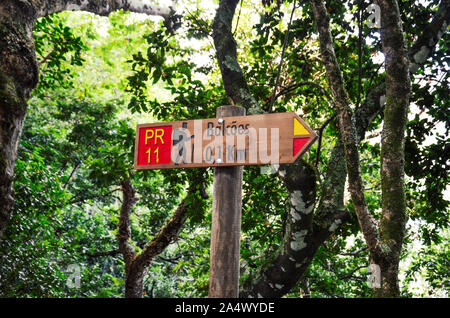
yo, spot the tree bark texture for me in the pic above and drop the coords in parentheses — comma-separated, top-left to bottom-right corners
(34, 0, 175, 19)
(372, 0, 450, 294)
(0, 0, 39, 240)
(375, 0, 411, 297)
(240, 161, 319, 297)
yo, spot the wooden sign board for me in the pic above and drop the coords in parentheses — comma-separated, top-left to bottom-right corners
(134, 112, 317, 170)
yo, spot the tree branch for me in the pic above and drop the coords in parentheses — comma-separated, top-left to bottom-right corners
(157, 255, 182, 264)
(133, 199, 187, 270)
(212, 0, 262, 113)
(117, 179, 190, 297)
(270, 0, 297, 109)
(340, 247, 368, 257)
(358, 0, 449, 131)
(65, 187, 122, 206)
(117, 179, 138, 266)
(35, 0, 177, 19)
(310, 0, 381, 255)
(311, 81, 385, 240)
(38, 47, 56, 67)
(62, 161, 81, 191)
(271, 81, 335, 108)
(87, 249, 120, 258)
(241, 161, 317, 297)
(334, 264, 367, 281)
(409, 0, 450, 73)
(314, 114, 336, 168)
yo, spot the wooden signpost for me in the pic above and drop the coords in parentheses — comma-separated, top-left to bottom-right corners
(134, 112, 317, 170)
(209, 106, 245, 298)
(134, 108, 317, 298)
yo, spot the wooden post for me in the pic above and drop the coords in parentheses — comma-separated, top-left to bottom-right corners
(208, 105, 246, 298)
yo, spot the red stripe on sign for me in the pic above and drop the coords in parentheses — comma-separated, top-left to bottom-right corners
(138, 126, 172, 166)
(293, 138, 310, 157)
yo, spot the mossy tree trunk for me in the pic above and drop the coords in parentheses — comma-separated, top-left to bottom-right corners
(212, 0, 262, 114)
(375, 0, 411, 297)
(0, 0, 39, 240)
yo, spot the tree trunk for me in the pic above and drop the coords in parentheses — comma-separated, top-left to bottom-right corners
(371, 257, 401, 298)
(0, 0, 39, 239)
(124, 263, 145, 298)
(375, 0, 411, 297)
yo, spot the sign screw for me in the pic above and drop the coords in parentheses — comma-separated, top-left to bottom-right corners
(218, 118, 224, 124)
(216, 158, 222, 164)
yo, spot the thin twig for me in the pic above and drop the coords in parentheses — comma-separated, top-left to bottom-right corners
(356, 0, 363, 109)
(233, 0, 244, 36)
(38, 48, 56, 67)
(87, 249, 120, 258)
(315, 114, 337, 168)
(66, 187, 122, 206)
(339, 247, 368, 256)
(157, 255, 183, 264)
(336, 265, 368, 281)
(268, 81, 335, 108)
(185, 7, 214, 48)
(63, 161, 81, 191)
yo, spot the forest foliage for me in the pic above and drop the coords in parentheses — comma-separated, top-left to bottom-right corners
(0, 0, 448, 297)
